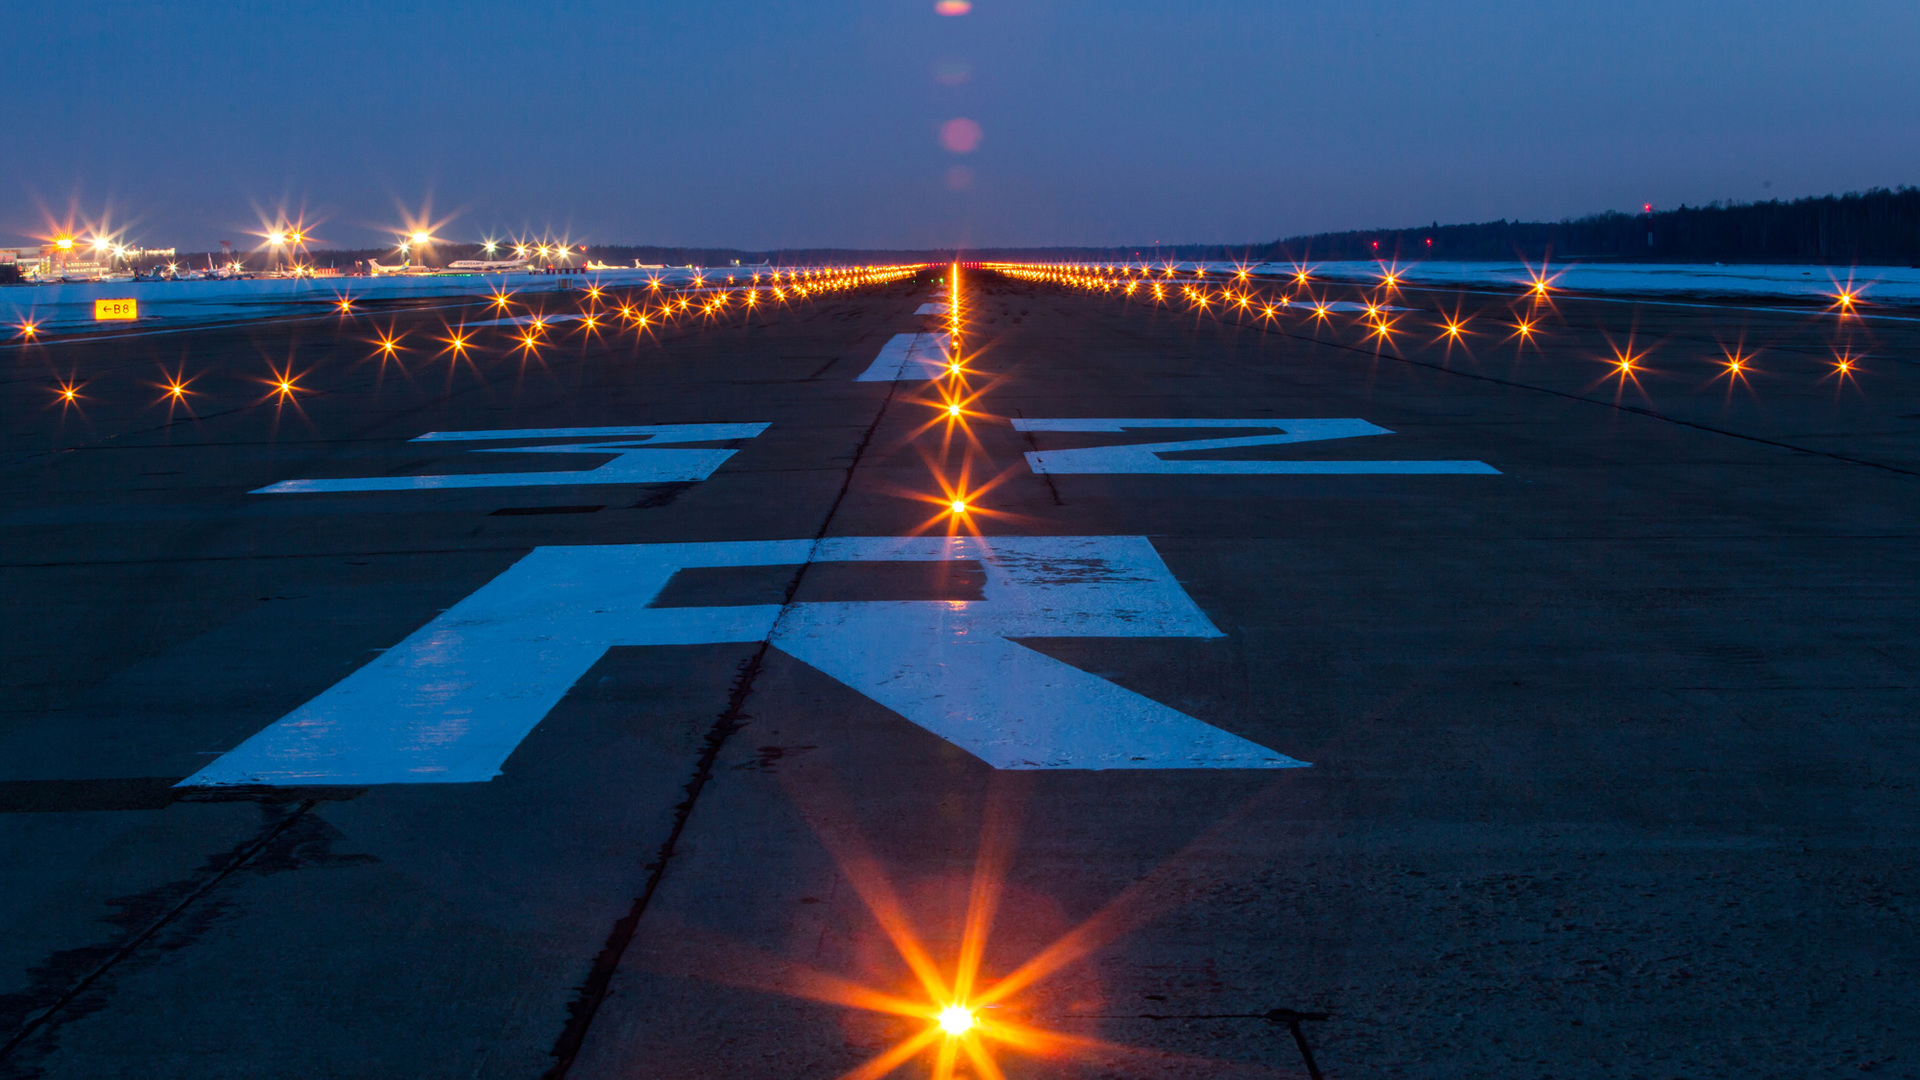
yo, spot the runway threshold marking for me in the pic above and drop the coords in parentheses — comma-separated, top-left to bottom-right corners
(915, 302, 950, 315)
(1012, 418, 1500, 475)
(855, 333, 952, 381)
(251, 423, 770, 493)
(177, 535, 1303, 787)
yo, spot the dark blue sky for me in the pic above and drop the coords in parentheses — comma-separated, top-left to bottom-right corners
(9, 1, 1918, 251)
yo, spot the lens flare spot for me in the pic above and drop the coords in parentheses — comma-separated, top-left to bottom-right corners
(940, 118, 983, 154)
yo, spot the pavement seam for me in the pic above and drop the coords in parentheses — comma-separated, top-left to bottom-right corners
(543, 306, 914, 1078)
(0, 801, 314, 1063)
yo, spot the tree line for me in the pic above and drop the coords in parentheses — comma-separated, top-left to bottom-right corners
(1264, 187, 1920, 265)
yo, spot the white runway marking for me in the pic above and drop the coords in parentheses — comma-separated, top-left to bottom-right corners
(178, 536, 1301, 786)
(469, 313, 588, 327)
(915, 303, 950, 315)
(253, 423, 769, 493)
(1012, 418, 1499, 475)
(1293, 300, 1405, 313)
(855, 333, 952, 381)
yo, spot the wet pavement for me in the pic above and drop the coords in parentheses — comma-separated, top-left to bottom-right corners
(2, 268, 1916, 1078)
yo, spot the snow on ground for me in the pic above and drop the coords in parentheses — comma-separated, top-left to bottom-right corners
(1243, 261, 1920, 307)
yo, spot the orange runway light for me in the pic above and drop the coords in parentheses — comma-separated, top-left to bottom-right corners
(1606, 340, 1645, 378)
(938, 1004, 977, 1036)
(17, 320, 38, 339)
(54, 381, 81, 403)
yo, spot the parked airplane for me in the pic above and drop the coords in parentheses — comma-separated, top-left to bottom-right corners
(448, 258, 530, 272)
(367, 260, 432, 276)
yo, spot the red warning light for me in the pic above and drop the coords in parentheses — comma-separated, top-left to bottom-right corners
(1643, 203, 1653, 213)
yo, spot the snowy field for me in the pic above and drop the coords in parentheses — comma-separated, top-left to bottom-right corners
(12, 259, 1920, 335)
(1243, 261, 1920, 307)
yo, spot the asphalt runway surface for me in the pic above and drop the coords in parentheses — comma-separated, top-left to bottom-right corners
(2, 268, 1917, 1079)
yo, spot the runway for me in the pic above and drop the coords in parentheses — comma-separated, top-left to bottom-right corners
(2, 265, 1916, 1078)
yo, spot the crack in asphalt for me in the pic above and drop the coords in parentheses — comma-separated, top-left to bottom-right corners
(543, 292, 919, 1078)
(0, 801, 315, 1067)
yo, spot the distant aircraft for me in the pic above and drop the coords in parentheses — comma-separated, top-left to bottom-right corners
(367, 260, 432, 276)
(448, 259, 530, 272)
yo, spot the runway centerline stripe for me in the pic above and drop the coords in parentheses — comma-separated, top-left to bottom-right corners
(855, 332, 951, 381)
(176, 536, 1301, 787)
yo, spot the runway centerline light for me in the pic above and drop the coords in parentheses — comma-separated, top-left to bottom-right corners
(938, 1005, 977, 1036)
